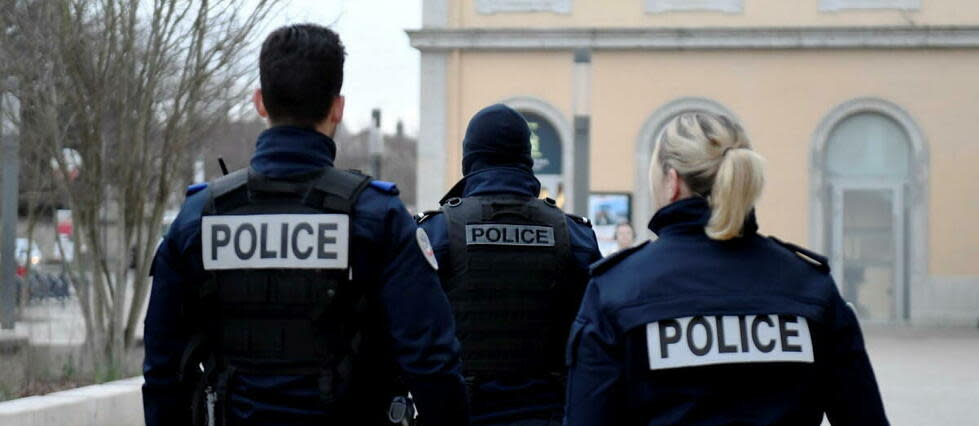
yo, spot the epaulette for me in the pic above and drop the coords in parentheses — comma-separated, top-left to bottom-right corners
(769, 236, 830, 273)
(590, 240, 649, 276)
(368, 180, 399, 195)
(185, 183, 208, 197)
(414, 209, 442, 224)
(566, 213, 592, 228)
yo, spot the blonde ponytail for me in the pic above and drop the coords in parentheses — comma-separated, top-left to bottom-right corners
(653, 111, 765, 240)
(705, 148, 765, 240)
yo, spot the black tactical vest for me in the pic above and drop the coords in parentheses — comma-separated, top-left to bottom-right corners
(441, 195, 572, 380)
(187, 166, 371, 420)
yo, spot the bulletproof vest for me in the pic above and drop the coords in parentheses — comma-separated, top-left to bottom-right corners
(441, 195, 572, 379)
(195, 166, 371, 405)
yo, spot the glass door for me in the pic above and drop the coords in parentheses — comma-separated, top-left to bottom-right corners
(830, 184, 906, 321)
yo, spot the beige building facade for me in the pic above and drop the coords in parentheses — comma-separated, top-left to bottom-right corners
(409, 0, 979, 325)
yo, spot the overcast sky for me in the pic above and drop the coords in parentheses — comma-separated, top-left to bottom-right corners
(249, 0, 422, 135)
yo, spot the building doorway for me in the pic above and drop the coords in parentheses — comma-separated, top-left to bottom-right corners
(816, 104, 926, 322)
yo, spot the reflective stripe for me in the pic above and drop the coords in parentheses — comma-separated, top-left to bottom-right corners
(646, 314, 814, 370)
(465, 224, 555, 246)
(201, 214, 349, 270)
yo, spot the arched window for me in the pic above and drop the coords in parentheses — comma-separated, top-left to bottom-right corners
(812, 99, 928, 322)
(825, 113, 911, 178)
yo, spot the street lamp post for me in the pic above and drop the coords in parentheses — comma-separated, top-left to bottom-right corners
(369, 109, 383, 179)
(1, 77, 21, 330)
(572, 48, 592, 217)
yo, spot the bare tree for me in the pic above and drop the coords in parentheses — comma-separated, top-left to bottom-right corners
(1, 0, 282, 362)
(335, 124, 419, 211)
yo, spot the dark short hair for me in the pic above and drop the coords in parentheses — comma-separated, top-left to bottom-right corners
(259, 24, 345, 127)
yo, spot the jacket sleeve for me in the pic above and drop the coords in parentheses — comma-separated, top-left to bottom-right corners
(823, 287, 890, 425)
(568, 218, 604, 268)
(565, 280, 624, 426)
(558, 221, 605, 371)
(141, 232, 197, 426)
(376, 198, 469, 426)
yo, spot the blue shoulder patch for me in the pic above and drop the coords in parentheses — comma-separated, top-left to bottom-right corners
(185, 183, 208, 197)
(369, 180, 399, 194)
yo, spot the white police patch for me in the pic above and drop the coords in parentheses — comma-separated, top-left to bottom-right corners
(416, 228, 438, 271)
(201, 214, 349, 270)
(465, 224, 555, 247)
(646, 314, 813, 370)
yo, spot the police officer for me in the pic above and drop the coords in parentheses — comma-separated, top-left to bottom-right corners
(565, 111, 889, 426)
(142, 24, 469, 426)
(416, 104, 602, 425)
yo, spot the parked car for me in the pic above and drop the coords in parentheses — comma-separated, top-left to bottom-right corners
(15, 238, 42, 267)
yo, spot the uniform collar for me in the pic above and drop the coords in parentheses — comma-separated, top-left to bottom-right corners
(648, 197, 759, 237)
(440, 166, 541, 204)
(250, 126, 336, 178)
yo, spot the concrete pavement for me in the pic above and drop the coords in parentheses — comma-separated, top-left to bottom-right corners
(1, 300, 977, 425)
(863, 325, 979, 426)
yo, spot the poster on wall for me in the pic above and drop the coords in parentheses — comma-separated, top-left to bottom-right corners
(588, 193, 633, 257)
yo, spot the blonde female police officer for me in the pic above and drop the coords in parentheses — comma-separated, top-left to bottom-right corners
(565, 112, 889, 426)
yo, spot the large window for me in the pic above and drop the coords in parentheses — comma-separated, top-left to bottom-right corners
(825, 113, 911, 178)
(822, 112, 914, 321)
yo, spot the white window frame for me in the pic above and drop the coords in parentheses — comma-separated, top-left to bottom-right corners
(819, 0, 921, 11)
(645, 0, 743, 14)
(475, 0, 572, 15)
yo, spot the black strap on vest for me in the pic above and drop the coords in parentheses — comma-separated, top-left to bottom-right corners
(184, 167, 371, 426)
(203, 167, 371, 215)
(441, 195, 572, 381)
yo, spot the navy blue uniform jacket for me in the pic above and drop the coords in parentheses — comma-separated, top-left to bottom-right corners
(143, 126, 468, 426)
(566, 197, 888, 426)
(418, 166, 603, 423)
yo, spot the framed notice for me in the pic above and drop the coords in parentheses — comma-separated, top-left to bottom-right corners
(475, 0, 572, 14)
(588, 192, 632, 257)
(645, 0, 743, 13)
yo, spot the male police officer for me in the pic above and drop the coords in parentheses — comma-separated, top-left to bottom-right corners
(143, 24, 469, 426)
(416, 104, 603, 425)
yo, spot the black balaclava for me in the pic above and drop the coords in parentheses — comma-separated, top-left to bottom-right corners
(461, 104, 534, 175)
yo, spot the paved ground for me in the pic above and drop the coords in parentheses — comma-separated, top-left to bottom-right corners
(2, 302, 977, 424)
(861, 325, 979, 426)
(0, 293, 145, 347)
(0, 299, 87, 346)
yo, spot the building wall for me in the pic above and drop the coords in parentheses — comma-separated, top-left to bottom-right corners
(453, 0, 979, 28)
(444, 51, 574, 186)
(417, 0, 979, 324)
(587, 48, 979, 276)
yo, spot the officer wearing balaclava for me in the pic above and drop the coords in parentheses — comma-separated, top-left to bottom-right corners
(417, 104, 602, 426)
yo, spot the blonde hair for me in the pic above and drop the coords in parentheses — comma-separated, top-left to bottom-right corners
(654, 111, 765, 240)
